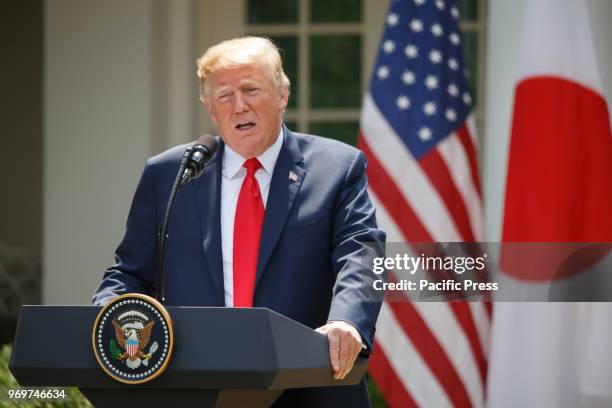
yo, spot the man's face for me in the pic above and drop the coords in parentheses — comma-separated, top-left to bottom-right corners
(203, 63, 289, 158)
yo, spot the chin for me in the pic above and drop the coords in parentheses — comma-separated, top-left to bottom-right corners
(235, 142, 262, 158)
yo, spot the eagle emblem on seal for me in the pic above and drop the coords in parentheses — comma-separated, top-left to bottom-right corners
(111, 310, 158, 369)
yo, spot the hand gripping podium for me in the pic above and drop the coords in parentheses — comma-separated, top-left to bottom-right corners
(10, 306, 368, 407)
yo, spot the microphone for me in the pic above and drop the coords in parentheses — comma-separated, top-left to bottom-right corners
(156, 134, 217, 304)
(179, 134, 217, 189)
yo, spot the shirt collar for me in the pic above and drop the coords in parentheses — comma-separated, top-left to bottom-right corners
(223, 127, 284, 179)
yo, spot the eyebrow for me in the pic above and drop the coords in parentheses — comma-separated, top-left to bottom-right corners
(213, 78, 264, 94)
(213, 86, 232, 97)
(239, 79, 261, 87)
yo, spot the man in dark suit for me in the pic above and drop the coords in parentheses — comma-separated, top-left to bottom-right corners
(93, 36, 385, 407)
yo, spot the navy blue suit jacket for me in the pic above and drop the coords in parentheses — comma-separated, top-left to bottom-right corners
(93, 126, 386, 407)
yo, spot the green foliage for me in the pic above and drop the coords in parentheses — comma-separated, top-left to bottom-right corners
(0, 319, 17, 345)
(109, 339, 121, 360)
(367, 374, 389, 408)
(0, 344, 92, 407)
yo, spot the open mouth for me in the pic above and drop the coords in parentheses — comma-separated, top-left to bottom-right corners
(235, 121, 255, 131)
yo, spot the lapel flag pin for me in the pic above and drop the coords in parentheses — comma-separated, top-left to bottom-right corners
(288, 171, 298, 182)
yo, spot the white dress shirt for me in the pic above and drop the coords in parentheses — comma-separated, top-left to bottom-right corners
(220, 128, 284, 307)
(219, 127, 365, 349)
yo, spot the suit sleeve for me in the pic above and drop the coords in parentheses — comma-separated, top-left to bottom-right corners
(327, 150, 387, 352)
(91, 160, 158, 305)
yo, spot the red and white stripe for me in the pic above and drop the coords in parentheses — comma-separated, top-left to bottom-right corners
(127, 343, 138, 358)
(360, 93, 490, 407)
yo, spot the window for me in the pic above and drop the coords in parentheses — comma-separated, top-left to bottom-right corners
(246, 0, 486, 147)
(458, 0, 487, 137)
(247, 0, 363, 145)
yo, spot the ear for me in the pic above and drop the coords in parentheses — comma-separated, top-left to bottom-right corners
(202, 98, 218, 126)
(278, 86, 289, 112)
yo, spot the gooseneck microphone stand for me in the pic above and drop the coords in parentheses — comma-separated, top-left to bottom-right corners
(155, 136, 217, 304)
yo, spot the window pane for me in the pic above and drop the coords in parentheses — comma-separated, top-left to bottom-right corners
(269, 36, 298, 109)
(457, 0, 478, 21)
(284, 121, 298, 131)
(247, 0, 298, 24)
(461, 31, 478, 106)
(310, 0, 362, 23)
(308, 121, 359, 146)
(310, 35, 361, 108)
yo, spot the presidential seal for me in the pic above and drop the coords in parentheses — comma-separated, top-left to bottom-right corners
(92, 293, 174, 384)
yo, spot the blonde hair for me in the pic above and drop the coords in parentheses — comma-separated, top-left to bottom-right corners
(197, 36, 291, 101)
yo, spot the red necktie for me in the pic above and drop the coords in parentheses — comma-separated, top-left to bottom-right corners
(233, 158, 264, 307)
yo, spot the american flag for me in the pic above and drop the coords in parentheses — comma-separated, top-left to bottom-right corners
(358, 0, 490, 406)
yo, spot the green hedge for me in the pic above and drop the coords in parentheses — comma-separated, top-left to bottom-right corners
(0, 344, 92, 407)
(368, 374, 389, 407)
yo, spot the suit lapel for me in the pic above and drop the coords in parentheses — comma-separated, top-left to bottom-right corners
(255, 126, 305, 288)
(194, 139, 224, 302)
